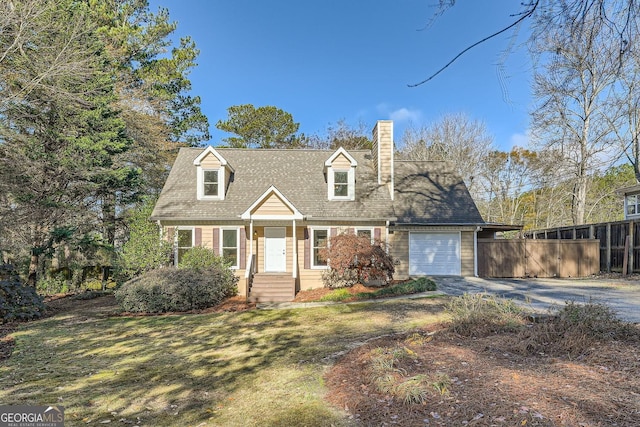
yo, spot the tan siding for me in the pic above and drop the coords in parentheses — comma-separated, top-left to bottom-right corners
(201, 227, 213, 249)
(296, 225, 325, 289)
(253, 193, 294, 216)
(373, 121, 393, 184)
(389, 231, 409, 279)
(200, 152, 221, 168)
(331, 153, 352, 169)
(460, 231, 475, 276)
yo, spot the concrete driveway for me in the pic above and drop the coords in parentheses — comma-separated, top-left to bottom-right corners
(432, 276, 640, 323)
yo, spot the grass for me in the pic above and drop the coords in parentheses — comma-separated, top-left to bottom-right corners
(446, 292, 528, 337)
(0, 296, 447, 426)
(319, 277, 437, 303)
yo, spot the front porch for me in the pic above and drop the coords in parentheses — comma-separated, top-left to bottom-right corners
(247, 272, 296, 303)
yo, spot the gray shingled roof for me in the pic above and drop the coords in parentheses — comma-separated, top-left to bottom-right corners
(151, 147, 485, 225)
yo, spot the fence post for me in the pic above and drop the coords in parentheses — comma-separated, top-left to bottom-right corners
(606, 223, 612, 273)
(630, 220, 635, 274)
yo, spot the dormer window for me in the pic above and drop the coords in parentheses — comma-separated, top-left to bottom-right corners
(325, 147, 357, 201)
(203, 170, 219, 197)
(193, 146, 234, 201)
(333, 171, 349, 197)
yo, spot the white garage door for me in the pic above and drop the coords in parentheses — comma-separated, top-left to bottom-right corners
(409, 232, 461, 276)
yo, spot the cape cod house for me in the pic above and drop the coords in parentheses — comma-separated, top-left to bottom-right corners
(151, 120, 489, 301)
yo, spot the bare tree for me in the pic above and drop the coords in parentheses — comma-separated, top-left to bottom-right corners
(398, 113, 494, 201)
(305, 119, 372, 150)
(412, 0, 640, 87)
(530, 7, 621, 225)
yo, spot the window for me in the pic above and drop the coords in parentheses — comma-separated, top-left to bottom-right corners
(221, 228, 239, 268)
(203, 170, 219, 196)
(627, 194, 640, 216)
(334, 171, 349, 197)
(311, 228, 329, 267)
(176, 228, 194, 265)
(356, 228, 373, 243)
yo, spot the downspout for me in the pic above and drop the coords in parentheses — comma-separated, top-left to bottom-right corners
(385, 220, 390, 254)
(474, 226, 482, 277)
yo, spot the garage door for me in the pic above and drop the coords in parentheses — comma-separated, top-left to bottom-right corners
(409, 232, 461, 276)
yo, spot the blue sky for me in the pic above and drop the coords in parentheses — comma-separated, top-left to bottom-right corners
(149, 0, 533, 150)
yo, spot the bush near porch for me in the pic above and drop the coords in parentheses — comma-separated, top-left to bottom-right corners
(319, 234, 394, 288)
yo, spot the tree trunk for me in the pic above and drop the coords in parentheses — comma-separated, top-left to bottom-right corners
(28, 251, 38, 287)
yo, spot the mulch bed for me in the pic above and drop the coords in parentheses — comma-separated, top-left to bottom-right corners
(324, 325, 640, 426)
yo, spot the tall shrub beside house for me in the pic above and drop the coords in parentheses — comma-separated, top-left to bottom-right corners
(117, 197, 172, 282)
(319, 234, 394, 288)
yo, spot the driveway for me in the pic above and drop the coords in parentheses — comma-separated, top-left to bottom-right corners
(432, 276, 640, 323)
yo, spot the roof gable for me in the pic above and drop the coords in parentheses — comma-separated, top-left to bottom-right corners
(241, 185, 303, 220)
(324, 147, 357, 168)
(193, 146, 234, 172)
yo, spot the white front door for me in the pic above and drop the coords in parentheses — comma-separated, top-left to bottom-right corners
(264, 227, 287, 272)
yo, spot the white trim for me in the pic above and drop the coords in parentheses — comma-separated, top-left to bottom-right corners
(327, 168, 355, 201)
(219, 227, 240, 269)
(324, 147, 358, 167)
(355, 227, 374, 243)
(174, 226, 195, 266)
(309, 227, 330, 269)
(292, 220, 297, 279)
(197, 168, 224, 200)
(193, 146, 234, 171)
(241, 185, 303, 220)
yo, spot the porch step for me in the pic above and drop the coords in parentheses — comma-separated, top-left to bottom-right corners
(248, 274, 295, 303)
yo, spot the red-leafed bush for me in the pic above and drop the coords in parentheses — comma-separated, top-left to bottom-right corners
(319, 234, 394, 288)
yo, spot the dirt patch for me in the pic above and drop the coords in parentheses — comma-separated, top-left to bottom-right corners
(325, 325, 640, 426)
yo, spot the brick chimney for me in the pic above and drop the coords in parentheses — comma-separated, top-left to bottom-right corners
(372, 120, 394, 199)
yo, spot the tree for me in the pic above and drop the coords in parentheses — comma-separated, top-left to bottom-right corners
(117, 197, 172, 280)
(481, 148, 541, 225)
(215, 104, 304, 148)
(306, 119, 372, 150)
(398, 113, 495, 201)
(0, 0, 209, 285)
(530, 7, 621, 225)
(412, 1, 640, 87)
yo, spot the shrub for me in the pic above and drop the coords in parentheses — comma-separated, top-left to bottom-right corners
(319, 288, 352, 302)
(115, 266, 238, 313)
(321, 269, 359, 289)
(517, 301, 640, 357)
(116, 197, 173, 281)
(446, 293, 527, 337)
(319, 233, 394, 288)
(178, 246, 229, 271)
(36, 275, 70, 295)
(355, 278, 436, 300)
(0, 264, 45, 323)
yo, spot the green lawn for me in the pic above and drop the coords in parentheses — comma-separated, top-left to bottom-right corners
(0, 296, 447, 427)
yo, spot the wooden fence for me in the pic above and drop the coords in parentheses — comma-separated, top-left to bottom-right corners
(526, 220, 640, 273)
(477, 239, 600, 278)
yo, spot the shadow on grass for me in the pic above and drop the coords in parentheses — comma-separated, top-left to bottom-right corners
(0, 296, 447, 426)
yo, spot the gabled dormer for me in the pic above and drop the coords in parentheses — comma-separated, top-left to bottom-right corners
(324, 147, 357, 201)
(193, 146, 234, 200)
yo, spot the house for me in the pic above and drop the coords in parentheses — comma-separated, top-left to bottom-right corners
(151, 120, 489, 301)
(620, 184, 640, 220)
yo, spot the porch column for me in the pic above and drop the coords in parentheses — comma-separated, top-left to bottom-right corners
(249, 219, 254, 263)
(292, 219, 297, 279)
